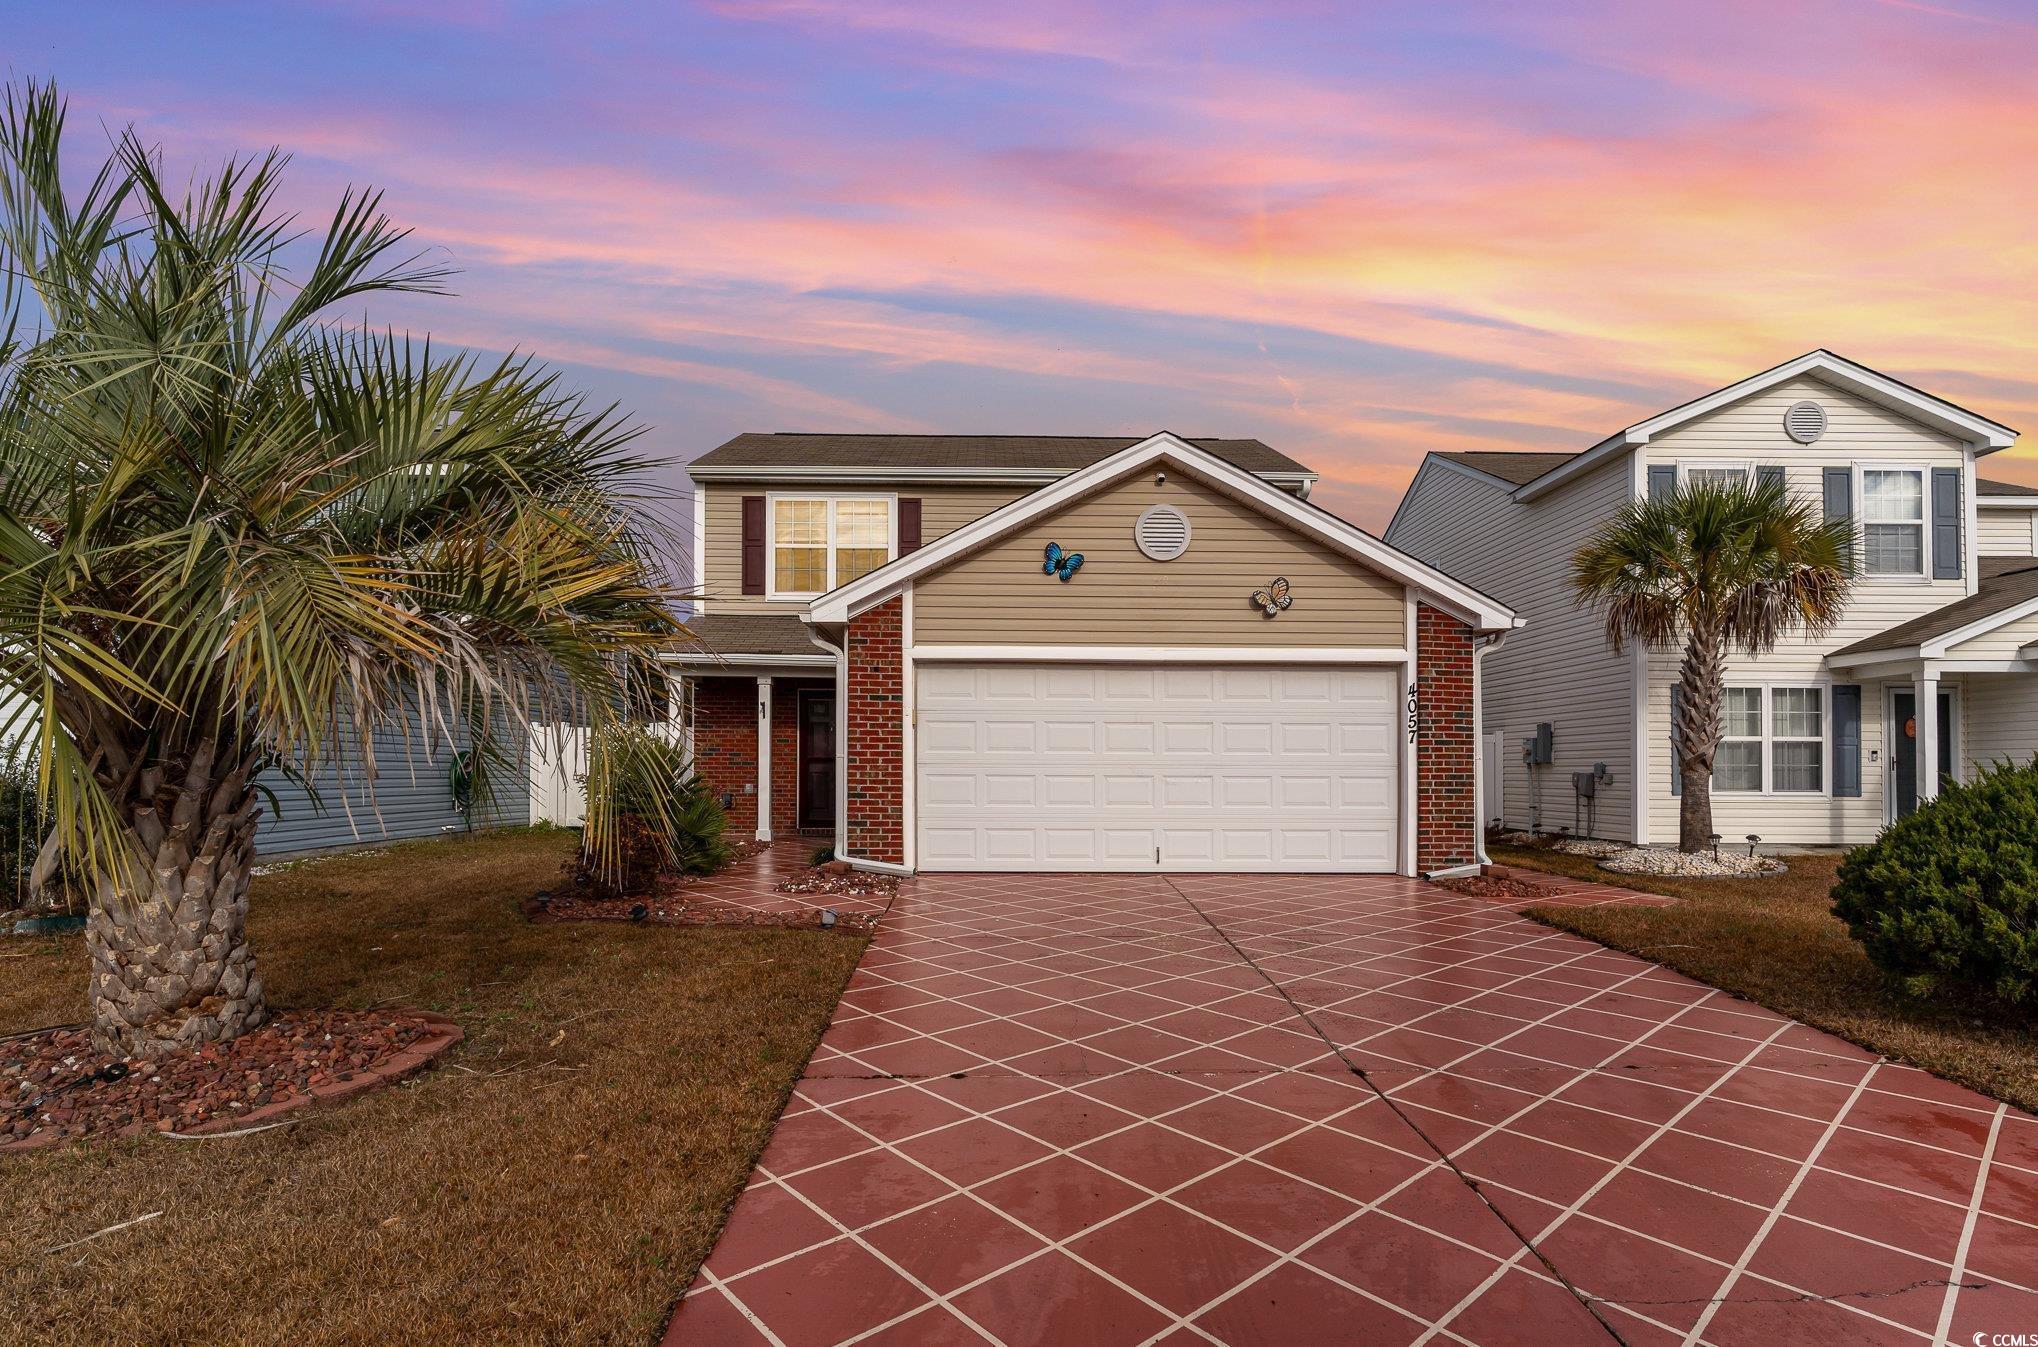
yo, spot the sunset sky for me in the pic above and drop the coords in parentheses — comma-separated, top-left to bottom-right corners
(17, 0, 2038, 535)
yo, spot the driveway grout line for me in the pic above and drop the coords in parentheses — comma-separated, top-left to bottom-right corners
(1163, 875, 1634, 1347)
(1930, 1101, 2007, 1347)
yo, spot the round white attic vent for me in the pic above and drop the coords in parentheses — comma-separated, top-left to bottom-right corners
(1784, 400, 1828, 444)
(1135, 504, 1191, 561)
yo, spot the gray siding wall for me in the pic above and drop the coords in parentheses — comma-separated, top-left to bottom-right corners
(1387, 456, 1637, 839)
(257, 709, 529, 856)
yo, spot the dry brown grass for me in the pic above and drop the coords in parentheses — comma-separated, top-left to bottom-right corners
(1496, 844, 2038, 1114)
(0, 829, 866, 1346)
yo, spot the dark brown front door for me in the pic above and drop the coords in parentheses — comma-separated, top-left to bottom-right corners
(797, 691, 836, 830)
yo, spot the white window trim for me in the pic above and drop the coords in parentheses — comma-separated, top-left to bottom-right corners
(1676, 459, 1755, 489)
(1712, 681, 1832, 797)
(1853, 462, 1932, 582)
(765, 493, 898, 600)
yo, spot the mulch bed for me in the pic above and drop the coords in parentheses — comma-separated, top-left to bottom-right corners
(1433, 873, 1555, 900)
(3, 1008, 461, 1151)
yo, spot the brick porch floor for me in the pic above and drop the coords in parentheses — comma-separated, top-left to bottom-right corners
(664, 869, 2037, 1346)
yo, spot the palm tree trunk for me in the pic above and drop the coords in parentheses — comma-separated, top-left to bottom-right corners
(1675, 624, 1726, 853)
(84, 739, 267, 1055)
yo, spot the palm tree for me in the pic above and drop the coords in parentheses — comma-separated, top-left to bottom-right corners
(0, 82, 686, 1054)
(1572, 476, 1852, 853)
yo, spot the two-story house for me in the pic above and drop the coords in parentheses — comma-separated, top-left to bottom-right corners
(1386, 349, 2038, 847)
(672, 432, 1517, 877)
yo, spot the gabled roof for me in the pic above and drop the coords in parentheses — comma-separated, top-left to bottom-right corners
(1515, 350, 2018, 502)
(688, 433, 1315, 486)
(807, 433, 1519, 634)
(1979, 476, 2038, 499)
(1433, 451, 1580, 488)
(1830, 555, 2038, 663)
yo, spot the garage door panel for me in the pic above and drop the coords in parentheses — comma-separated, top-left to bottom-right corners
(917, 662, 1400, 873)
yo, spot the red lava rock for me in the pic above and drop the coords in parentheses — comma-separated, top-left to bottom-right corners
(1433, 874, 1553, 900)
(2, 1008, 457, 1151)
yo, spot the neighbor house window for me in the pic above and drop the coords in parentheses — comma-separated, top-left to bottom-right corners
(1769, 687, 1824, 793)
(769, 496, 892, 596)
(1862, 469, 1925, 575)
(1714, 686, 1826, 793)
(1716, 688, 1765, 792)
(1683, 464, 1751, 491)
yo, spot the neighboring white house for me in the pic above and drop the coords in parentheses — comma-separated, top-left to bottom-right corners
(1386, 349, 2038, 847)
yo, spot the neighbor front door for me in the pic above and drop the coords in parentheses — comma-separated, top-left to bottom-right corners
(797, 691, 835, 831)
(1890, 688, 1954, 819)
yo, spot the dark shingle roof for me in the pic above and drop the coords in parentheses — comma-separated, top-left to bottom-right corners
(1434, 450, 1582, 488)
(689, 433, 1310, 477)
(1979, 476, 2038, 498)
(1832, 556, 2038, 656)
(674, 614, 825, 660)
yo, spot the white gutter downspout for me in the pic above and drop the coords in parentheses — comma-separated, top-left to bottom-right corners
(1472, 628, 1513, 870)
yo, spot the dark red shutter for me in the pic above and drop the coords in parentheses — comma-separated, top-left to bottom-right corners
(740, 495, 766, 594)
(899, 497, 923, 553)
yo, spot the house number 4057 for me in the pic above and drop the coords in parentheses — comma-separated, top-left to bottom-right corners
(1406, 683, 1419, 743)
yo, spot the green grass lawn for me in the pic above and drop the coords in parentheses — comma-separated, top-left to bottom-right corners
(1, 829, 866, 1346)
(1496, 844, 2038, 1114)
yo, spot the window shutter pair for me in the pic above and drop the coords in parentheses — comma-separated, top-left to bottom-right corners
(740, 495, 925, 595)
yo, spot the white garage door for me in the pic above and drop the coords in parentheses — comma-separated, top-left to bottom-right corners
(916, 663, 1401, 872)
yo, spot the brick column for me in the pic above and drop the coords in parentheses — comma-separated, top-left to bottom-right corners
(770, 684, 801, 838)
(1416, 604, 1477, 872)
(690, 677, 759, 837)
(844, 597, 905, 865)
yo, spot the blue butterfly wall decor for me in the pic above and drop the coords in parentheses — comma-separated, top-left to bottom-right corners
(1252, 576, 1292, 616)
(1043, 542, 1085, 582)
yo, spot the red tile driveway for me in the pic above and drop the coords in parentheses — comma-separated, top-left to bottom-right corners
(665, 871, 2038, 1346)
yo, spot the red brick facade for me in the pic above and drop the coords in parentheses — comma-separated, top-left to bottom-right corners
(691, 677, 760, 837)
(1415, 603, 1478, 872)
(844, 597, 906, 864)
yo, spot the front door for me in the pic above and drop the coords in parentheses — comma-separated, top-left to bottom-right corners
(1890, 689, 1955, 819)
(797, 691, 835, 831)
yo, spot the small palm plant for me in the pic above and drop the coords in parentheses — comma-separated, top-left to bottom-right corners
(1572, 476, 1852, 852)
(0, 82, 686, 1053)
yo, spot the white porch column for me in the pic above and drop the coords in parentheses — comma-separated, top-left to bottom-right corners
(755, 675, 773, 842)
(1914, 668, 1941, 805)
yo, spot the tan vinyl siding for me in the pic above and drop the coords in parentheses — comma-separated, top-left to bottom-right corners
(1979, 506, 2038, 557)
(912, 466, 1405, 647)
(1639, 374, 1974, 844)
(1386, 456, 1636, 839)
(1965, 676, 2038, 775)
(698, 483, 1028, 614)
(1942, 608, 2038, 659)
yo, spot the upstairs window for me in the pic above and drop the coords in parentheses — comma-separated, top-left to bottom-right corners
(1683, 464, 1751, 491)
(1862, 469, 1925, 576)
(768, 497, 893, 597)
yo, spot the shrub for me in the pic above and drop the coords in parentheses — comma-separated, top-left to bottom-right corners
(575, 728, 731, 896)
(0, 753, 53, 910)
(1831, 758, 2038, 1005)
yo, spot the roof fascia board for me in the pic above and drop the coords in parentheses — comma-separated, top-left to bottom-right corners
(687, 463, 1318, 488)
(1515, 351, 2018, 503)
(808, 433, 1516, 632)
(1977, 495, 2038, 508)
(1922, 592, 2038, 658)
